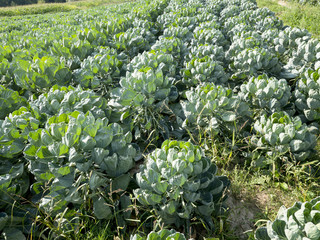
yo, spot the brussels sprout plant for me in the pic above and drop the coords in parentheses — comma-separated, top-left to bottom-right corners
(24, 110, 137, 220)
(239, 74, 292, 115)
(294, 68, 320, 121)
(251, 112, 317, 167)
(134, 140, 229, 229)
(131, 229, 186, 240)
(255, 196, 320, 240)
(181, 83, 251, 138)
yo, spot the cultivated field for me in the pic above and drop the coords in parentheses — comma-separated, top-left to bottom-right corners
(0, 0, 319, 239)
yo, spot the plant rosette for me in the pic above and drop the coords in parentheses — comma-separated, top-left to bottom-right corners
(255, 196, 320, 240)
(251, 112, 317, 168)
(134, 140, 229, 230)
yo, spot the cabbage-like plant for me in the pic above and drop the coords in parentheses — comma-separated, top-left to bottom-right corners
(13, 56, 72, 92)
(77, 28, 108, 47)
(181, 83, 251, 138)
(157, 12, 178, 30)
(192, 27, 228, 47)
(61, 37, 94, 61)
(294, 68, 320, 121)
(238, 8, 283, 31)
(113, 28, 155, 57)
(0, 107, 40, 159)
(24, 111, 137, 219)
(151, 36, 188, 62)
(187, 44, 226, 65)
(223, 19, 255, 39)
(131, 229, 186, 240)
(219, 5, 241, 22)
(229, 48, 281, 81)
(134, 140, 229, 229)
(226, 33, 265, 60)
(0, 158, 29, 210)
(132, 19, 159, 35)
(110, 68, 178, 145)
(0, 59, 11, 86)
(126, 51, 177, 78)
(239, 74, 292, 115)
(73, 47, 122, 89)
(196, 13, 220, 25)
(261, 27, 311, 62)
(251, 112, 317, 167)
(0, 107, 38, 210)
(163, 26, 193, 41)
(173, 16, 197, 31)
(181, 56, 229, 88)
(30, 85, 109, 121)
(255, 196, 320, 240)
(285, 39, 320, 74)
(0, 85, 27, 119)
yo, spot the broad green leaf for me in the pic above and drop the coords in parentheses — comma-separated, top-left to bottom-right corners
(305, 222, 320, 240)
(1, 228, 26, 240)
(93, 196, 112, 220)
(221, 111, 236, 122)
(89, 171, 106, 190)
(0, 212, 8, 232)
(79, 134, 96, 151)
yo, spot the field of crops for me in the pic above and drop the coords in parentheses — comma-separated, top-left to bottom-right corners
(0, 0, 320, 239)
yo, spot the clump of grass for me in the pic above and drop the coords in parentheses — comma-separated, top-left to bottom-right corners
(256, 0, 320, 39)
(0, 0, 132, 17)
(0, 4, 76, 17)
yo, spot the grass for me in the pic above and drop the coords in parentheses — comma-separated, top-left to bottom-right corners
(197, 131, 320, 239)
(256, 0, 320, 39)
(0, 0, 133, 17)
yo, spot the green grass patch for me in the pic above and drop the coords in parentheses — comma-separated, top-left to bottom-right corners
(0, 0, 132, 17)
(256, 0, 320, 39)
(199, 134, 320, 239)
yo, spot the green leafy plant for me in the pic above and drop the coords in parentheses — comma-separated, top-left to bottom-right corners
(239, 74, 292, 115)
(126, 51, 177, 78)
(30, 85, 109, 121)
(24, 111, 137, 221)
(285, 38, 320, 74)
(0, 85, 27, 119)
(294, 68, 320, 121)
(73, 47, 122, 90)
(251, 112, 317, 167)
(255, 196, 320, 240)
(0, 107, 40, 159)
(229, 47, 281, 81)
(187, 44, 226, 66)
(180, 83, 251, 138)
(163, 26, 193, 41)
(181, 56, 229, 88)
(151, 36, 187, 63)
(0, 158, 29, 210)
(113, 28, 155, 57)
(134, 140, 229, 230)
(13, 56, 72, 92)
(61, 37, 94, 61)
(193, 27, 228, 47)
(131, 229, 186, 240)
(110, 68, 178, 145)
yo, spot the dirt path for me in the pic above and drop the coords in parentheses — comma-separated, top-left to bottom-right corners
(278, 0, 291, 7)
(226, 193, 263, 239)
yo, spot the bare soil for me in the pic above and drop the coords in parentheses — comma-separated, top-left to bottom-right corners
(226, 192, 262, 239)
(278, 0, 291, 7)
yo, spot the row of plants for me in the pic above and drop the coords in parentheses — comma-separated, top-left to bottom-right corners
(288, 0, 320, 6)
(0, 0, 320, 238)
